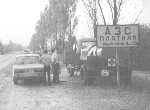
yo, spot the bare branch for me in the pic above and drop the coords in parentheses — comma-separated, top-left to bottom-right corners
(117, 0, 123, 15)
(117, 0, 130, 23)
(81, 0, 98, 29)
(97, 0, 106, 25)
(116, 0, 123, 23)
(107, 0, 114, 21)
(81, 0, 94, 20)
(133, 9, 143, 24)
(107, 0, 114, 9)
(116, 10, 120, 23)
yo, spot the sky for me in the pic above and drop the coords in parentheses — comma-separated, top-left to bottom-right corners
(0, 0, 48, 46)
(75, 0, 150, 40)
(0, 0, 150, 46)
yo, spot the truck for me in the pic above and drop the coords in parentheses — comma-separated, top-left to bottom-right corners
(78, 37, 132, 86)
(63, 37, 132, 86)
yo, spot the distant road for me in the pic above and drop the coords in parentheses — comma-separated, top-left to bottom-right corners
(0, 54, 16, 71)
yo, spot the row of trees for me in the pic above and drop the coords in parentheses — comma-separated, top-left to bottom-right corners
(29, 0, 77, 52)
(29, 0, 150, 70)
(0, 40, 23, 54)
(29, 0, 142, 51)
(131, 24, 150, 70)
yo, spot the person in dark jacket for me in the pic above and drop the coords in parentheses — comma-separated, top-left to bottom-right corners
(40, 50, 52, 86)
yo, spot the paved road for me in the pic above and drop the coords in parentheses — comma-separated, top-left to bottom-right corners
(0, 54, 150, 110)
(0, 54, 16, 70)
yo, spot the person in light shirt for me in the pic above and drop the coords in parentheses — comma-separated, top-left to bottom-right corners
(51, 49, 60, 83)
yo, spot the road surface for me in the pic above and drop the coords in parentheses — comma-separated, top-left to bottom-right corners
(0, 54, 150, 110)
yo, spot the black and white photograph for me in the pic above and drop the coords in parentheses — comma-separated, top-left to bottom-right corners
(0, 0, 150, 110)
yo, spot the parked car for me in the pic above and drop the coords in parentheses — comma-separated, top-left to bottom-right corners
(23, 49, 32, 54)
(12, 54, 45, 84)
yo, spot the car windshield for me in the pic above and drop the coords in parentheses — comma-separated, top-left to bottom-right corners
(15, 56, 39, 65)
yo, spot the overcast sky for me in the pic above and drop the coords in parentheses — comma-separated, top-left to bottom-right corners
(0, 0, 149, 46)
(0, 0, 48, 46)
(75, 0, 150, 40)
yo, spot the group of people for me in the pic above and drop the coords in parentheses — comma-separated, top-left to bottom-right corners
(40, 49, 60, 86)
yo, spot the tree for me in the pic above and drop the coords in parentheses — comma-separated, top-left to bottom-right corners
(29, 0, 77, 52)
(130, 24, 150, 70)
(2, 40, 23, 53)
(29, 34, 43, 51)
(0, 41, 4, 54)
(80, 0, 142, 36)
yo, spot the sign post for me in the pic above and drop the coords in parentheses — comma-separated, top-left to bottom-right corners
(96, 24, 139, 87)
(116, 47, 120, 87)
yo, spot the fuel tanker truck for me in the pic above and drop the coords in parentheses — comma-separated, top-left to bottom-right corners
(64, 38, 133, 86)
(78, 37, 132, 86)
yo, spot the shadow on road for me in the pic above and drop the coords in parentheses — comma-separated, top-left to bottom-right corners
(15, 79, 68, 87)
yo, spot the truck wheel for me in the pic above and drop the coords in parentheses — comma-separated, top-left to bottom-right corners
(126, 70, 132, 85)
(120, 68, 132, 87)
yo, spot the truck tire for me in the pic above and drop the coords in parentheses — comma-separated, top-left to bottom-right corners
(120, 67, 132, 87)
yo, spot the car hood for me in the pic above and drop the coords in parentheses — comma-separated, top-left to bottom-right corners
(13, 64, 44, 70)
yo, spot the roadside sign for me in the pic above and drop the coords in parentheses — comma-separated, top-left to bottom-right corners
(80, 40, 95, 60)
(96, 24, 139, 47)
(81, 41, 95, 49)
(108, 57, 116, 67)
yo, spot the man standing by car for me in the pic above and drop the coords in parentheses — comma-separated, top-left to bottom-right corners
(40, 50, 52, 86)
(51, 49, 60, 83)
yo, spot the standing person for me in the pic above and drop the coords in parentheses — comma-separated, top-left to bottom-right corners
(51, 49, 60, 83)
(40, 50, 52, 86)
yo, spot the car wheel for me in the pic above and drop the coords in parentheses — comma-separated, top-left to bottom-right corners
(13, 77, 18, 84)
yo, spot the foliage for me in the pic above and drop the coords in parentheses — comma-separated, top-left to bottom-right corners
(0, 41, 4, 54)
(2, 41, 23, 53)
(80, 0, 142, 36)
(29, 34, 43, 51)
(29, 0, 77, 52)
(131, 24, 150, 70)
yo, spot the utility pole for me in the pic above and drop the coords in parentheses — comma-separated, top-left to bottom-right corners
(113, 0, 120, 87)
(94, 0, 97, 38)
(69, 7, 72, 38)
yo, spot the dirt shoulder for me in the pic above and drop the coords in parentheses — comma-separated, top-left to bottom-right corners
(0, 62, 150, 110)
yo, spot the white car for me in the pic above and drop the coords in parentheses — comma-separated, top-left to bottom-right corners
(12, 54, 45, 84)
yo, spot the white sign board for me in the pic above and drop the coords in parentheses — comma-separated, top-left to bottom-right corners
(80, 41, 95, 60)
(96, 24, 139, 47)
(81, 41, 95, 49)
